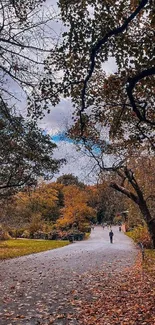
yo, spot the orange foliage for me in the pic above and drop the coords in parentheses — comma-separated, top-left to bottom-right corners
(57, 185, 96, 229)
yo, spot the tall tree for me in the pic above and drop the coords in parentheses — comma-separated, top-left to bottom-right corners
(0, 101, 63, 199)
(37, 0, 155, 246)
(57, 185, 96, 229)
(13, 183, 60, 223)
(68, 114, 155, 245)
(0, 182, 64, 228)
(86, 182, 126, 224)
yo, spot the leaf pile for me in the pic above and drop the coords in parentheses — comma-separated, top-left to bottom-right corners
(69, 254, 155, 325)
(0, 251, 154, 324)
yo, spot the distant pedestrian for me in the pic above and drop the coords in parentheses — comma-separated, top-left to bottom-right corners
(109, 230, 114, 243)
(119, 226, 121, 232)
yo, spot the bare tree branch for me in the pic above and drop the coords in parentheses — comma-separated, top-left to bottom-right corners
(110, 182, 139, 204)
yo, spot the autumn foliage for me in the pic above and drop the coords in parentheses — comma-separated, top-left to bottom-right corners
(57, 185, 96, 230)
(1, 180, 97, 237)
(70, 253, 155, 325)
(127, 225, 152, 248)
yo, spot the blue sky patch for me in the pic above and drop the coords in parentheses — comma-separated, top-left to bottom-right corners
(51, 133, 73, 143)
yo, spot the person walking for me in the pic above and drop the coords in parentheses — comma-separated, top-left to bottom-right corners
(109, 230, 114, 243)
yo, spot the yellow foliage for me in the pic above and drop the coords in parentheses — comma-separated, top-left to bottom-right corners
(14, 182, 59, 221)
(28, 213, 43, 234)
(57, 185, 96, 229)
(127, 225, 152, 248)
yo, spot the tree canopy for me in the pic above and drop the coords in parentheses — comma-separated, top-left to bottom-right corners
(38, 0, 154, 141)
(36, 0, 155, 246)
(0, 101, 63, 199)
(0, 1, 155, 245)
(57, 173, 85, 188)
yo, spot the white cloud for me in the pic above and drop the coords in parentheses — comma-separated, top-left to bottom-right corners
(53, 141, 100, 184)
(2, 0, 117, 184)
(102, 57, 117, 74)
(39, 98, 74, 134)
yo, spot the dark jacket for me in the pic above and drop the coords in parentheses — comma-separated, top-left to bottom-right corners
(109, 230, 114, 237)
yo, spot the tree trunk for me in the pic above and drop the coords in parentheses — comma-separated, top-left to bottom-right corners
(110, 180, 155, 248)
(148, 219, 155, 248)
(138, 202, 155, 248)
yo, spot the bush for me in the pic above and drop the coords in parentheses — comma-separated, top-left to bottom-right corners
(81, 226, 91, 233)
(28, 213, 43, 236)
(0, 225, 11, 240)
(33, 231, 48, 240)
(78, 223, 91, 233)
(127, 226, 152, 248)
(8, 228, 25, 238)
(48, 230, 63, 240)
(63, 229, 85, 241)
(21, 230, 30, 238)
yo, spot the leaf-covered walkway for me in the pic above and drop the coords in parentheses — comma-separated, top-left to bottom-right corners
(0, 226, 154, 324)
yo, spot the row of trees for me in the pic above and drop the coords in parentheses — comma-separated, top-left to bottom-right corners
(2, 169, 153, 240)
(0, 174, 127, 234)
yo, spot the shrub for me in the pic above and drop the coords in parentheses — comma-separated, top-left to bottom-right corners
(21, 230, 30, 238)
(0, 225, 11, 240)
(48, 230, 63, 240)
(64, 229, 85, 241)
(78, 223, 91, 233)
(127, 225, 152, 248)
(8, 228, 25, 238)
(33, 231, 48, 240)
(28, 213, 43, 236)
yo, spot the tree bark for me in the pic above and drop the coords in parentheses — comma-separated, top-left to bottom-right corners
(110, 180, 155, 248)
(138, 202, 155, 248)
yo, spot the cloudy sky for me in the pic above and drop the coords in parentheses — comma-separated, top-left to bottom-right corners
(4, 0, 116, 184)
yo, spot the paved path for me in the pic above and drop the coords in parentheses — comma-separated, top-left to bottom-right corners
(0, 226, 137, 324)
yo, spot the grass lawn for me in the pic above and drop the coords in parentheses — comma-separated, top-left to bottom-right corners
(0, 239, 69, 260)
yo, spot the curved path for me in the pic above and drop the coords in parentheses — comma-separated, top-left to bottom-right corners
(0, 226, 137, 324)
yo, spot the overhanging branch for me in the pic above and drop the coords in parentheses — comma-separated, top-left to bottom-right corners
(110, 182, 139, 204)
(126, 67, 155, 124)
(79, 0, 149, 133)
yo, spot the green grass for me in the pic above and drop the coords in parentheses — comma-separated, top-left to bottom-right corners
(0, 239, 69, 260)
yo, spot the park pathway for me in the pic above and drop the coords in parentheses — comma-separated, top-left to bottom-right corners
(0, 226, 137, 324)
